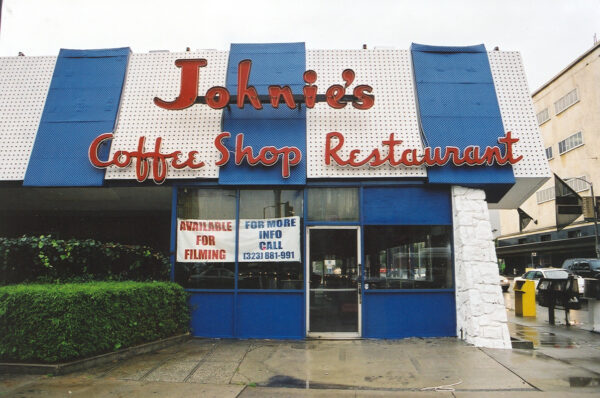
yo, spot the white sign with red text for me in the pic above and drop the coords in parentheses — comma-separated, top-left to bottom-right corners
(238, 217, 300, 262)
(177, 219, 236, 263)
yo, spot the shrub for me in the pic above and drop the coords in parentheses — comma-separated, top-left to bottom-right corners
(0, 236, 170, 285)
(0, 282, 189, 363)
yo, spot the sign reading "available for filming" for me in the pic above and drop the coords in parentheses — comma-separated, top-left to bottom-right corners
(177, 216, 300, 263)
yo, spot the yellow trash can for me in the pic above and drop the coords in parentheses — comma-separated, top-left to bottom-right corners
(514, 280, 536, 317)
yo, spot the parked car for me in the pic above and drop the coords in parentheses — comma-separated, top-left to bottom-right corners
(562, 258, 600, 279)
(500, 276, 510, 292)
(513, 268, 584, 294)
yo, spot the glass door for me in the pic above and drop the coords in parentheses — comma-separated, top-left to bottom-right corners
(306, 227, 361, 338)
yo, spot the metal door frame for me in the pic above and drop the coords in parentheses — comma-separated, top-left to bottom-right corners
(306, 226, 361, 338)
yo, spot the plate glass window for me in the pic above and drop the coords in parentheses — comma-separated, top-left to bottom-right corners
(238, 189, 304, 290)
(364, 226, 452, 289)
(175, 189, 236, 289)
(307, 188, 359, 222)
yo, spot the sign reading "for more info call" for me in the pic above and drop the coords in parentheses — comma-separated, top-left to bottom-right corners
(177, 216, 300, 263)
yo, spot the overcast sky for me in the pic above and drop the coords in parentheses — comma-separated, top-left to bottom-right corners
(0, 0, 598, 91)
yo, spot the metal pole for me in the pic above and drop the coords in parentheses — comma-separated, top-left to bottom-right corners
(591, 183, 600, 258)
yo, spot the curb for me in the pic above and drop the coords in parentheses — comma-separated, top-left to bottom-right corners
(0, 333, 190, 375)
(511, 336, 534, 349)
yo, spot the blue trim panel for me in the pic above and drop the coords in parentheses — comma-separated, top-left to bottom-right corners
(363, 291, 456, 338)
(24, 48, 130, 186)
(363, 186, 451, 225)
(236, 292, 304, 339)
(219, 43, 306, 185)
(189, 292, 234, 338)
(410, 43, 515, 192)
(170, 187, 177, 281)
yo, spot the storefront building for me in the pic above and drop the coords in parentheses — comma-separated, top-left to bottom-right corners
(0, 43, 551, 348)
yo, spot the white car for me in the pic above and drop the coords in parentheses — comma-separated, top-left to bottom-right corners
(500, 276, 510, 292)
(514, 268, 584, 294)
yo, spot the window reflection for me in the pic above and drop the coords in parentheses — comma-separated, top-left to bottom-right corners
(175, 189, 236, 289)
(364, 226, 452, 289)
(307, 188, 359, 221)
(238, 189, 304, 290)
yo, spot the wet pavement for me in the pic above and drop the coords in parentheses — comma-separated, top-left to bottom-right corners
(1, 284, 600, 397)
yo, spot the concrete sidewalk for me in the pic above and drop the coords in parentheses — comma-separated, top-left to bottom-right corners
(2, 326, 600, 397)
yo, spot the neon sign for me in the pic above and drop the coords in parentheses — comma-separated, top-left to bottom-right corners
(153, 59, 374, 110)
(88, 58, 522, 183)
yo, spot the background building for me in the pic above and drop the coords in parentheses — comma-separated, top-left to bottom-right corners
(497, 41, 600, 274)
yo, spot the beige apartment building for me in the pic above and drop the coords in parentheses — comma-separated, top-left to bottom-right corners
(496, 41, 600, 274)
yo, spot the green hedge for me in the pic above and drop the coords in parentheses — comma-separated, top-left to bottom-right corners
(0, 282, 189, 363)
(0, 236, 170, 285)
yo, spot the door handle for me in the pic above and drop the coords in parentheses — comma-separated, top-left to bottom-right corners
(357, 263, 362, 304)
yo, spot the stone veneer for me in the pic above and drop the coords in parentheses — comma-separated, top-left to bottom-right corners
(452, 186, 512, 349)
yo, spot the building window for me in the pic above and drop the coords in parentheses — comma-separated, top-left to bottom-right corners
(238, 189, 304, 290)
(518, 238, 527, 244)
(536, 186, 555, 204)
(364, 226, 452, 289)
(175, 189, 237, 289)
(554, 88, 579, 115)
(566, 175, 589, 193)
(536, 175, 589, 204)
(545, 146, 553, 160)
(558, 131, 583, 155)
(307, 188, 359, 222)
(174, 188, 305, 290)
(536, 108, 550, 125)
(540, 234, 551, 242)
(567, 230, 582, 238)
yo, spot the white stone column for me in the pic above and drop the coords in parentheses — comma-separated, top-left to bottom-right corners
(452, 186, 512, 349)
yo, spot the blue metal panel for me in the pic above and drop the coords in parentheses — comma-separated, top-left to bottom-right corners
(219, 43, 306, 185)
(236, 292, 304, 338)
(24, 48, 130, 186)
(363, 186, 451, 225)
(363, 291, 456, 338)
(188, 292, 234, 338)
(410, 43, 515, 193)
(170, 187, 177, 282)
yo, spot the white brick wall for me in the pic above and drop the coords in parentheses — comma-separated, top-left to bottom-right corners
(452, 186, 512, 349)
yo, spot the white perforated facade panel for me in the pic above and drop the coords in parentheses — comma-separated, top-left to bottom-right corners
(0, 56, 56, 181)
(488, 51, 551, 208)
(306, 50, 426, 178)
(105, 51, 228, 180)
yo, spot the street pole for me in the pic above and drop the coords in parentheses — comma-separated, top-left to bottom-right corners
(591, 183, 600, 258)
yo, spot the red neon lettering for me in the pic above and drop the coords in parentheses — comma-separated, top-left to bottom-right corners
(353, 85, 375, 110)
(237, 60, 262, 110)
(497, 131, 523, 164)
(233, 134, 302, 178)
(268, 86, 296, 109)
(205, 86, 230, 109)
(214, 132, 231, 166)
(303, 70, 318, 108)
(88, 133, 114, 167)
(89, 134, 205, 184)
(325, 85, 346, 109)
(153, 59, 207, 110)
(153, 61, 374, 111)
(325, 132, 522, 168)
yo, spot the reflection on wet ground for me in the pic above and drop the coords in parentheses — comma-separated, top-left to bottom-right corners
(568, 376, 600, 387)
(509, 323, 578, 348)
